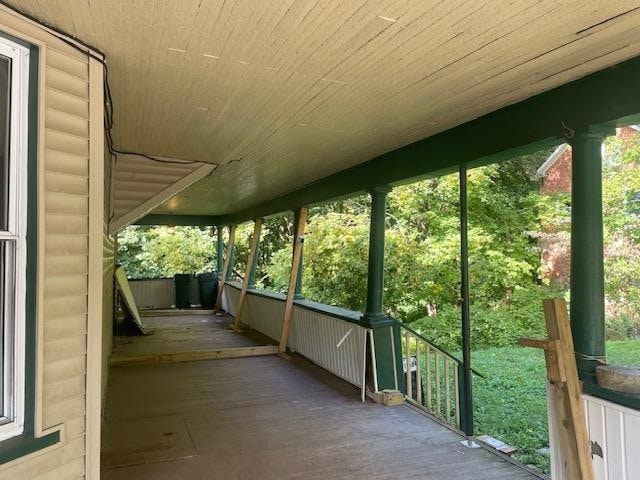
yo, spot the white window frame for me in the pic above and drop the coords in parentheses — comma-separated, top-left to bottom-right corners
(0, 37, 29, 442)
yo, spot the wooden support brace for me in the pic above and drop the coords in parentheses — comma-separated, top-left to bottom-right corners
(215, 224, 236, 313)
(278, 207, 308, 353)
(108, 345, 279, 366)
(519, 299, 594, 480)
(518, 337, 557, 351)
(234, 218, 263, 330)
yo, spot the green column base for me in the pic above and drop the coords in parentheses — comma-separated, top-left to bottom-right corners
(366, 318, 406, 393)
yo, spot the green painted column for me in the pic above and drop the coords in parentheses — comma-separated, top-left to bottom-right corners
(216, 225, 224, 275)
(363, 186, 391, 324)
(362, 186, 404, 392)
(569, 126, 612, 383)
(293, 209, 305, 300)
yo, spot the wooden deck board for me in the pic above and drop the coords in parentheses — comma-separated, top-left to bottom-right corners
(112, 314, 272, 357)
(102, 316, 539, 479)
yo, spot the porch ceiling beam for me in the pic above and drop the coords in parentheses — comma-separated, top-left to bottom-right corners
(210, 55, 640, 225)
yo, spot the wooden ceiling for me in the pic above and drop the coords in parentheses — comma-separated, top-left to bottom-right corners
(9, 1, 640, 216)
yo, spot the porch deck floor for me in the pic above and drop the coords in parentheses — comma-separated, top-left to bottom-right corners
(102, 315, 539, 480)
(112, 313, 273, 357)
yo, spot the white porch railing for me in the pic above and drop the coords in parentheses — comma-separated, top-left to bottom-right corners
(224, 282, 368, 389)
(399, 324, 462, 429)
(128, 277, 202, 309)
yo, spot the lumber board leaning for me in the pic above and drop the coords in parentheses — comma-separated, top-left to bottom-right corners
(518, 298, 594, 480)
(543, 298, 595, 480)
(279, 207, 308, 353)
(234, 218, 263, 329)
(108, 345, 279, 366)
(215, 224, 237, 313)
(114, 266, 147, 335)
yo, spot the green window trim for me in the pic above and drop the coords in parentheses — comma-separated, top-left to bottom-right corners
(0, 32, 59, 466)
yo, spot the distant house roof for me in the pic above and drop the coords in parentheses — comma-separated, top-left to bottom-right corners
(535, 125, 640, 179)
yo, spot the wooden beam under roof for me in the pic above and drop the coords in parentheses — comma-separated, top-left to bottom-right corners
(205, 55, 640, 225)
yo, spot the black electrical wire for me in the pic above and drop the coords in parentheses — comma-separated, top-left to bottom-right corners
(1, 1, 206, 167)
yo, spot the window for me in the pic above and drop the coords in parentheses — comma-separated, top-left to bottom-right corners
(0, 36, 29, 442)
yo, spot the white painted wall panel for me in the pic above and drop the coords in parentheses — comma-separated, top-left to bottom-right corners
(127, 277, 207, 309)
(289, 307, 366, 388)
(246, 294, 285, 342)
(550, 392, 640, 480)
(223, 283, 365, 388)
(128, 279, 175, 309)
(585, 394, 640, 480)
(224, 284, 239, 316)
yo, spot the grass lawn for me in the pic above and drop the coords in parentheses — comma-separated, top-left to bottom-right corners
(470, 340, 640, 474)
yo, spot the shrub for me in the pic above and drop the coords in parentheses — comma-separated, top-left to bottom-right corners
(410, 285, 563, 351)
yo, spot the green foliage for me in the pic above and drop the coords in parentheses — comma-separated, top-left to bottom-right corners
(256, 214, 295, 289)
(117, 225, 216, 278)
(300, 211, 369, 310)
(413, 285, 564, 350)
(286, 152, 549, 325)
(602, 135, 640, 332)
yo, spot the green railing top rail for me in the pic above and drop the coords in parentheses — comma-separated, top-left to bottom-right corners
(224, 280, 365, 327)
(396, 321, 462, 365)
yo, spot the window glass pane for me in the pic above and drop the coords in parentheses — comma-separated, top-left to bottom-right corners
(0, 55, 10, 231)
(0, 240, 14, 422)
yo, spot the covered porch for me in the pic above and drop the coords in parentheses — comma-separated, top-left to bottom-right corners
(102, 310, 537, 480)
(2, 2, 640, 479)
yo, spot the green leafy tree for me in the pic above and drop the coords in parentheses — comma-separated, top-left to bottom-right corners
(117, 225, 216, 278)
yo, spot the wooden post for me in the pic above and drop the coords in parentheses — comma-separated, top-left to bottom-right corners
(234, 218, 263, 329)
(278, 207, 308, 353)
(214, 225, 236, 313)
(519, 299, 594, 480)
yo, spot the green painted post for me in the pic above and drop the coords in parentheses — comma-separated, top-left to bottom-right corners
(216, 225, 224, 275)
(363, 186, 391, 323)
(293, 209, 305, 300)
(569, 126, 612, 383)
(459, 165, 474, 437)
(362, 186, 404, 392)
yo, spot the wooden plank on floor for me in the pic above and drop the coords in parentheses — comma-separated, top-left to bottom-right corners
(108, 345, 279, 366)
(139, 309, 215, 317)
